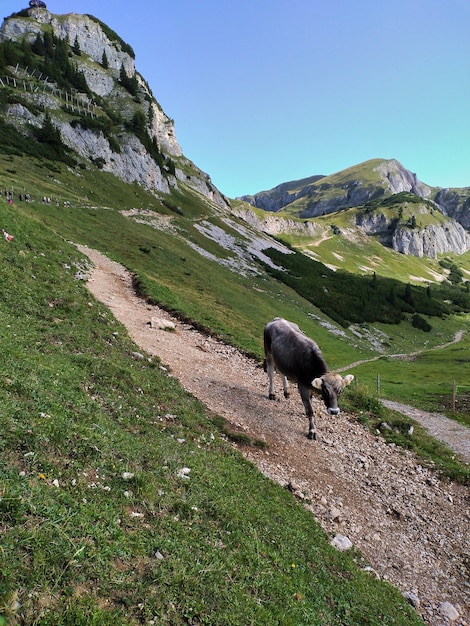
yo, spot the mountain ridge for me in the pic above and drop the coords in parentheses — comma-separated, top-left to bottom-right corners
(238, 158, 469, 217)
(237, 158, 470, 259)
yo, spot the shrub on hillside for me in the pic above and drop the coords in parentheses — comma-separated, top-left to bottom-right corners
(411, 314, 432, 332)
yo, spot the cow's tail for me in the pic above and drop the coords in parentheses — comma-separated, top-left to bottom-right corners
(263, 324, 272, 357)
(263, 323, 274, 375)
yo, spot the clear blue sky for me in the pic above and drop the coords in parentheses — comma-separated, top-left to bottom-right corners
(3, 0, 470, 197)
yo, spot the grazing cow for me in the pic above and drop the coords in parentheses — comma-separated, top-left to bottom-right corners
(263, 317, 354, 440)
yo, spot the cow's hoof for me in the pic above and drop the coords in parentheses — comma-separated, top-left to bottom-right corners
(268, 393, 276, 401)
(283, 392, 290, 399)
(307, 431, 317, 440)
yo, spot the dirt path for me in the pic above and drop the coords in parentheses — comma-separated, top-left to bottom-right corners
(381, 400, 470, 464)
(78, 245, 470, 626)
(338, 330, 465, 372)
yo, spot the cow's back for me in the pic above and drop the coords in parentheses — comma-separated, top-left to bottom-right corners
(264, 318, 326, 383)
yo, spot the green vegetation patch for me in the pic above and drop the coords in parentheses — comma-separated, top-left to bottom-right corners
(262, 246, 469, 327)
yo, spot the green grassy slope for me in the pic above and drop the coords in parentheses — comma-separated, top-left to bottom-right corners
(2, 153, 469, 415)
(0, 154, 368, 362)
(0, 164, 425, 624)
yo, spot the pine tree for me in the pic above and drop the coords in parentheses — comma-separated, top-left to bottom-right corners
(31, 33, 44, 56)
(404, 283, 415, 306)
(132, 110, 146, 133)
(37, 113, 61, 148)
(43, 31, 53, 57)
(101, 50, 109, 69)
(2, 40, 20, 66)
(166, 158, 176, 176)
(21, 39, 33, 68)
(72, 35, 81, 56)
(119, 64, 138, 96)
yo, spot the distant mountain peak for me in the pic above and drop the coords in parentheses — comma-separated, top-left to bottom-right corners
(238, 158, 467, 219)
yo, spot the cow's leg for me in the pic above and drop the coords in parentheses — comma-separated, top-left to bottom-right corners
(282, 375, 289, 398)
(299, 384, 316, 440)
(307, 414, 317, 440)
(265, 358, 276, 400)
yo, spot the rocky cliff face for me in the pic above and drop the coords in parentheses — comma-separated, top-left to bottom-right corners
(375, 159, 432, 198)
(391, 222, 470, 258)
(1, 9, 136, 89)
(0, 8, 228, 209)
(434, 188, 470, 228)
(231, 205, 325, 238)
(234, 203, 470, 259)
(356, 212, 470, 258)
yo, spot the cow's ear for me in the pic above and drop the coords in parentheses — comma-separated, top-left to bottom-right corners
(343, 374, 354, 386)
(312, 377, 323, 389)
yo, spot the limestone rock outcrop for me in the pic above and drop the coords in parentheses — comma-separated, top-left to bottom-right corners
(434, 188, 470, 228)
(392, 222, 470, 258)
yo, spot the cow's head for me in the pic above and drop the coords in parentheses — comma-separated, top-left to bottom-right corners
(312, 373, 354, 415)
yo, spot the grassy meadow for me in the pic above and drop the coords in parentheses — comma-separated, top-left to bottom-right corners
(0, 159, 431, 623)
